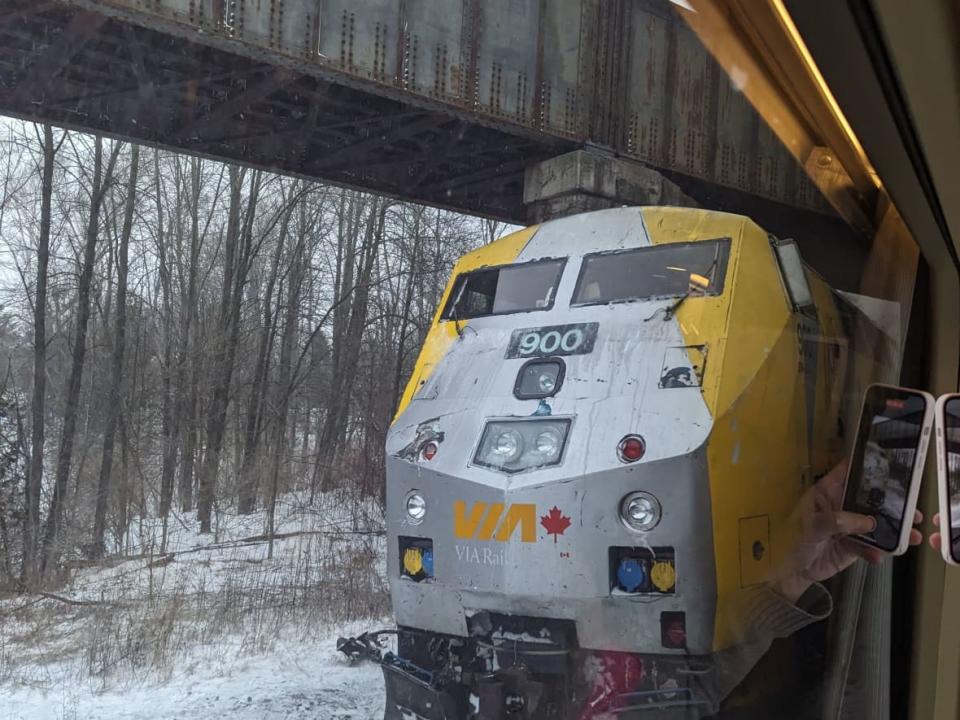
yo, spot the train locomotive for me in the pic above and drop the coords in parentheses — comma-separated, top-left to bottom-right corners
(349, 207, 852, 719)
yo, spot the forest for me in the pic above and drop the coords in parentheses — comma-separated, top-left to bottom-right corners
(0, 120, 498, 591)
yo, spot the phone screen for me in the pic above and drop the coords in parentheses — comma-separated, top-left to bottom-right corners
(844, 387, 928, 551)
(942, 397, 960, 562)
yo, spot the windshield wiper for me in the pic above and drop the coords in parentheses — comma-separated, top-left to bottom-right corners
(449, 281, 467, 338)
(643, 291, 689, 322)
(664, 291, 691, 320)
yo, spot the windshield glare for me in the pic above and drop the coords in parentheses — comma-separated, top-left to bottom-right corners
(573, 239, 730, 306)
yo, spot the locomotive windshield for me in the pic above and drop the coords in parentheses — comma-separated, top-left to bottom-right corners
(573, 238, 731, 305)
(442, 258, 565, 319)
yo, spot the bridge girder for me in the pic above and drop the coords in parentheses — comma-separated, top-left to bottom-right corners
(0, 0, 859, 235)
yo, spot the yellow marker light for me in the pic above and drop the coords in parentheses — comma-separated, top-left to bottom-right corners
(651, 561, 677, 592)
(689, 273, 710, 289)
(403, 547, 424, 576)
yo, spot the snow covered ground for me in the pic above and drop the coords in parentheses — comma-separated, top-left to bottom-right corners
(0, 626, 386, 720)
(0, 490, 391, 719)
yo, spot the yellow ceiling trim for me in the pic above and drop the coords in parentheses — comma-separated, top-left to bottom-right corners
(769, 0, 880, 189)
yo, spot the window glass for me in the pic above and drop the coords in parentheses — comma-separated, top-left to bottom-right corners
(442, 259, 564, 319)
(573, 239, 730, 305)
(0, 0, 947, 718)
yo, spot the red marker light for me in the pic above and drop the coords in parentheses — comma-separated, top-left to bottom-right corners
(617, 435, 646, 463)
(421, 442, 438, 461)
(665, 621, 686, 647)
(660, 612, 686, 649)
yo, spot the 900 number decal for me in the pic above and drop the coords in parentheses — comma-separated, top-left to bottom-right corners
(505, 323, 599, 359)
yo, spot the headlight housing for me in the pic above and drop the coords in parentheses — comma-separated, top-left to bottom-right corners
(404, 491, 427, 523)
(474, 418, 571, 473)
(514, 359, 565, 399)
(619, 491, 661, 532)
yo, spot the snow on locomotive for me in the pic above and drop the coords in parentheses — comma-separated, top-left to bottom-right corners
(378, 206, 848, 719)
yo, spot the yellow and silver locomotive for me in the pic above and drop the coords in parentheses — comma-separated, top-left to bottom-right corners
(367, 207, 849, 719)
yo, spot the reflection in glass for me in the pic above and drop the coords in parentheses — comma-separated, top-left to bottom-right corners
(844, 391, 926, 551)
(944, 399, 960, 561)
(573, 239, 730, 306)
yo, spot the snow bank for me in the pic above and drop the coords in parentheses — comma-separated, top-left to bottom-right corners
(0, 490, 391, 719)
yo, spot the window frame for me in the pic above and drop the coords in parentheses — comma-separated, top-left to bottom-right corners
(570, 238, 733, 308)
(441, 257, 567, 320)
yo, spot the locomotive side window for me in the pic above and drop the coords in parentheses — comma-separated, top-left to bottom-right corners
(442, 258, 565, 319)
(572, 239, 731, 306)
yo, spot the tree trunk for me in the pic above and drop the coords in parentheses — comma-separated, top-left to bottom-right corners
(154, 151, 177, 550)
(177, 158, 206, 512)
(91, 144, 139, 558)
(391, 210, 423, 416)
(21, 124, 56, 588)
(40, 137, 121, 577)
(317, 199, 386, 491)
(237, 184, 296, 513)
(267, 228, 304, 558)
(197, 167, 260, 533)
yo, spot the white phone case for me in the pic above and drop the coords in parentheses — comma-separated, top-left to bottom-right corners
(843, 383, 934, 556)
(935, 394, 960, 566)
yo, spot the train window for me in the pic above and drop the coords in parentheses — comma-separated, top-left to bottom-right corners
(572, 239, 730, 306)
(441, 258, 565, 319)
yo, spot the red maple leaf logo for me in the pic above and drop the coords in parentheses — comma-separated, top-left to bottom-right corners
(540, 506, 571, 543)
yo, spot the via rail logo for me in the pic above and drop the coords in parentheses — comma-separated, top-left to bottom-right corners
(454, 500, 571, 543)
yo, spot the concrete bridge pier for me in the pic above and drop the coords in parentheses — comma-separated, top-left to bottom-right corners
(523, 149, 698, 224)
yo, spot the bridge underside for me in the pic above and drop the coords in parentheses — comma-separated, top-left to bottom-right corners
(0, 0, 862, 256)
(0, 2, 580, 220)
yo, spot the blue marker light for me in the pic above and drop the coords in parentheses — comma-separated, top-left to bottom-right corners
(422, 548, 434, 578)
(617, 558, 646, 593)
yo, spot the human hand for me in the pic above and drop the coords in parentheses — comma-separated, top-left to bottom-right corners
(773, 460, 923, 603)
(929, 513, 944, 552)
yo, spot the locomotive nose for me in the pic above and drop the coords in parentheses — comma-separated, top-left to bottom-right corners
(387, 443, 718, 655)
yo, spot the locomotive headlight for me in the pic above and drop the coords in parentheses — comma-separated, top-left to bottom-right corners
(475, 419, 571, 473)
(492, 430, 523, 461)
(619, 491, 661, 532)
(534, 429, 561, 458)
(405, 491, 427, 523)
(514, 359, 565, 400)
(538, 372, 557, 393)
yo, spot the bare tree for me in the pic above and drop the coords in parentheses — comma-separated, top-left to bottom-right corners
(315, 197, 386, 492)
(196, 167, 262, 533)
(0, 121, 484, 581)
(237, 180, 299, 514)
(91, 144, 139, 557)
(21, 124, 58, 587)
(40, 135, 121, 576)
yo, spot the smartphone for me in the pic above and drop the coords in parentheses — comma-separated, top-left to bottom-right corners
(842, 383, 934, 555)
(935, 394, 960, 566)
